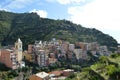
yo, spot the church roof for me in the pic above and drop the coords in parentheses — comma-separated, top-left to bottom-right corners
(16, 38, 22, 43)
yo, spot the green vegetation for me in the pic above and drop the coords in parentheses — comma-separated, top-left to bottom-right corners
(0, 63, 10, 71)
(67, 67, 104, 80)
(65, 73, 77, 80)
(0, 70, 18, 80)
(0, 10, 118, 51)
(71, 54, 120, 80)
(108, 54, 120, 66)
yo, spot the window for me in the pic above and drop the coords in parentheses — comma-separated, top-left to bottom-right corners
(19, 45, 21, 48)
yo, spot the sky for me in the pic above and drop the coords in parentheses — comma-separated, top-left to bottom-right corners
(0, 0, 120, 43)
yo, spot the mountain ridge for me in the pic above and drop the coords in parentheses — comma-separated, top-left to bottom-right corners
(0, 10, 118, 51)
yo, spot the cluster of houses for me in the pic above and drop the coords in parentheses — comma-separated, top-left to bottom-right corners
(27, 38, 110, 67)
(0, 38, 118, 80)
(29, 69, 74, 80)
(0, 38, 110, 69)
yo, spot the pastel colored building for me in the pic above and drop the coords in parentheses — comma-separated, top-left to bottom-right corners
(37, 50, 46, 67)
(48, 58, 57, 64)
(74, 49, 83, 60)
(15, 38, 23, 64)
(28, 44, 34, 54)
(69, 44, 75, 51)
(0, 49, 18, 69)
(0, 38, 25, 69)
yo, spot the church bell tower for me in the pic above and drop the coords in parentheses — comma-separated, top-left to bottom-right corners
(15, 38, 23, 63)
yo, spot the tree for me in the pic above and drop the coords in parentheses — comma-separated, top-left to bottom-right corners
(105, 65, 116, 75)
(109, 68, 120, 80)
(99, 56, 109, 65)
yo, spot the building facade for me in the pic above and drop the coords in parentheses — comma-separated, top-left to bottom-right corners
(37, 50, 46, 67)
(15, 38, 23, 65)
(0, 38, 24, 69)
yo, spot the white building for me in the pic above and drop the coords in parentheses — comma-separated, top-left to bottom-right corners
(69, 44, 75, 51)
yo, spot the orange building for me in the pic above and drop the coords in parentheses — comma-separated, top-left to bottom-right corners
(75, 42, 85, 50)
(28, 44, 34, 54)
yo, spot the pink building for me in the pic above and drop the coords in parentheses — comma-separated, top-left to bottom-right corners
(0, 49, 18, 69)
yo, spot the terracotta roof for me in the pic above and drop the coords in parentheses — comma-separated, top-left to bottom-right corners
(48, 70, 63, 77)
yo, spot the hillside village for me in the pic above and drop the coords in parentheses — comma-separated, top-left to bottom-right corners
(27, 38, 110, 67)
(1, 38, 119, 80)
(0, 38, 110, 69)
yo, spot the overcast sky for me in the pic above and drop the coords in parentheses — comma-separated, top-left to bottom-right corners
(0, 0, 120, 43)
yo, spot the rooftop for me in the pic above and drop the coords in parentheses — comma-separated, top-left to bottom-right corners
(63, 69, 74, 72)
(16, 38, 22, 43)
(6, 49, 13, 52)
(49, 70, 63, 77)
(36, 72, 49, 78)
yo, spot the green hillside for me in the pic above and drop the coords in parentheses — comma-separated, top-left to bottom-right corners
(0, 10, 118, 51)
(70, 54, 120, 80)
